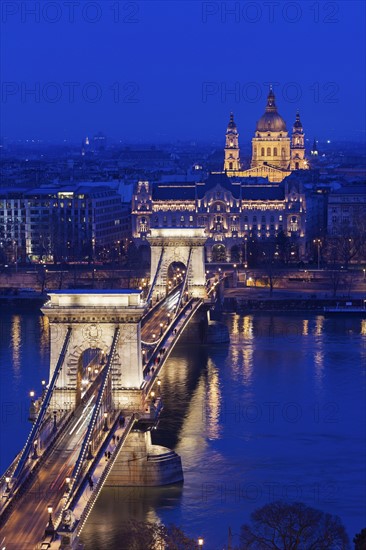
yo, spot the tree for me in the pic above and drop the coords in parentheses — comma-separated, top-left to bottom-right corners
(276, 231, 292, 265)
(354, 527, 366, 549)
(258, 241, 281, 295)
(239, 501, 350, 549)
(120, 521, 197, 549)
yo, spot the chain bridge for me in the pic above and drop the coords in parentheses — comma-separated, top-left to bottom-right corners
(0, 228, 227, 549)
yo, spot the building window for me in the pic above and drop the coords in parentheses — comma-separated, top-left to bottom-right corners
(261, 148, 265, 156)
(289, 216, 298, 233)
(267, 147, 271, 156)
(229, 162, 233, 170)
(273, 148, 278, 156)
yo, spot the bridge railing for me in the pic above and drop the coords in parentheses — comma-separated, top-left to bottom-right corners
(11, 327, 72, 484)
(68, 327, 120, 499)
(175, 247, 192, 312)
(71, 414, 137, 536)
(141, 281, 183, 327)
(0, 408, 76, 528)
(146, 247, 165, 305)
(142, 297, 202, 397)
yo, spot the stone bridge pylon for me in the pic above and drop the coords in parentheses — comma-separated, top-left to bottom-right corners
(148, 228, 207, 300)
(42, 290, 146, 413)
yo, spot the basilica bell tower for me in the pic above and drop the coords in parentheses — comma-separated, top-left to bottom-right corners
(290, 112, 308, 170)
(224, 113, 241, 172)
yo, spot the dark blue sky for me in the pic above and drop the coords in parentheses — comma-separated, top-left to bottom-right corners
(1, 0, 365, 143)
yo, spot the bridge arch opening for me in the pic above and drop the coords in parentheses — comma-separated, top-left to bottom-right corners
(75, 347, 104, 404)
(166, 261, 186, 292)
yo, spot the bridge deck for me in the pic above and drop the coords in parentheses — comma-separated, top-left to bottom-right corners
(0, 399, 95, 548)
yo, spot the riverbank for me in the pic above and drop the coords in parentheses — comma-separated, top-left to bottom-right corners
(222, 287, 366, 312)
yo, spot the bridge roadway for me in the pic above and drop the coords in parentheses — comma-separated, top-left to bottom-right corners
(0, 395, 97, 548)
(141, 288, 181, 345)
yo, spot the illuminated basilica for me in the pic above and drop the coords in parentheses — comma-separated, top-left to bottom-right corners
(224, 87, 308, 181)
(132, 88, 309, 263)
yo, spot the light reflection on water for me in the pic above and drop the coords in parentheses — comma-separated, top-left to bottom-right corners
(81, 313, 366, 549)
(0, 312, 365, 549)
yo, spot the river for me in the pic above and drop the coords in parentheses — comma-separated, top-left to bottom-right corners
(0, 311, 365, 548)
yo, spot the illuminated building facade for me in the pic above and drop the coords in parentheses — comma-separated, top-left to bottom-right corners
(225, 87, 309, 182)
(132, 173, 307, 262)
(0, 185, 125, 263)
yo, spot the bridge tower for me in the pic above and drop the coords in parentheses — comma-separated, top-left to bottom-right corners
(148, 228, 207, 300)
(42, 290, 145, 413)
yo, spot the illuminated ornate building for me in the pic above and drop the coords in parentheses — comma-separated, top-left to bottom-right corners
(225, 87, 309, 182)
(132, 173, 307, 262)
(132, 87, 311, 263)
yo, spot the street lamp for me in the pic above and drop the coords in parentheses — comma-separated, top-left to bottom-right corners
(87, 441, 93, 460)
(160, 322, 163, 336)
(45, 505, 55, 537)
(29, 391, 37, 422)
(244, 236, 248, 268)
(142, 349, 146, 365)
(363, 268, 365, 281)
(65, 477, 71, 492)
(313, 239, 321, 270)
(198, 537, 204, 547)
(157, 379, 161, 395)
(103, 412, 108, 431)
(32, 439, 38, 459)
(152, 333, 156, 341)
(5, 476, 11, 493)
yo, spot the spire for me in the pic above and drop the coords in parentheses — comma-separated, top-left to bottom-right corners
(311, 138, 318, 155)
(265, 86, 277, 112)
(293, 111, 303, 129)
(224, 113, 240, 171)
(227, 112, 237, 130)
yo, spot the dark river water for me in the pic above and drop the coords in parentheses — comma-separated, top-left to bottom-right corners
(0, 311, 365, 549)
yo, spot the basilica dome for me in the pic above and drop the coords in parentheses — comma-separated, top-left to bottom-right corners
(256, 88, 287, 133)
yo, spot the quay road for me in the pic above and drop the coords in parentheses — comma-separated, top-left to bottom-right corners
(0, 396, 97, 549)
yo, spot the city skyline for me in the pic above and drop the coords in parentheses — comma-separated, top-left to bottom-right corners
(1, 1, 365, 143)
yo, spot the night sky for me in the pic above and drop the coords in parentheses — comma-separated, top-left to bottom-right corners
(1, 0, 365, 143)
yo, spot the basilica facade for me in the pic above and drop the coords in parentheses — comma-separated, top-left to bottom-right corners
(224, 87, 308, 182)
(132, 89, 309, 263)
